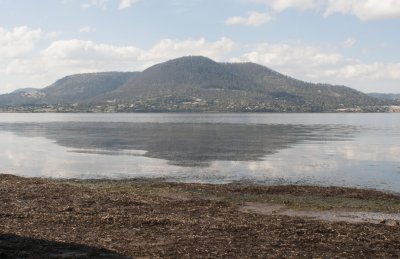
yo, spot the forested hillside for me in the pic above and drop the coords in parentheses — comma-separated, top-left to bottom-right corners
(0, 56, 385, 112)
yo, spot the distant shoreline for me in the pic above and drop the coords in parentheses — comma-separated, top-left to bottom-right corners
(1, 108, 400, 113)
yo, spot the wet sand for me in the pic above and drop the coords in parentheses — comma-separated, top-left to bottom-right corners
(240, 202, 400, 225)
(1, 174, 400, 258)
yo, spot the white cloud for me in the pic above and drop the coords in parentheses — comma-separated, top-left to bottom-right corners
(14, 37, 235, 69)
(42, 39, 141, 60)
(81, 0, 139, 10)
(6, 59, 46, 75)
(252, 0, 318, 12)
(81, 0, 109, 9)
(236, 43, 344, 69)
(342, 38, 356, 48)
(0, 26, 42, 59)
(330, 63, 400, 80)
(251, 0, 400, 20)
(324, 0, 400, 20)
(79, 26, 96, 33)
(139, 37, 236, 62)
(118, 0, 139, 10)
(233, 42, 400, 87)
(45, 32, 61, 40)
(225, 12, 272, 26)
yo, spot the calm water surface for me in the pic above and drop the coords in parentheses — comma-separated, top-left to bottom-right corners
(0, 113, 399, 192)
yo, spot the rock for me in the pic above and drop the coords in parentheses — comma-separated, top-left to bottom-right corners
(101, 215, 114, 224)
(63, 206, 74, 212)
(380, 219, 399, 226)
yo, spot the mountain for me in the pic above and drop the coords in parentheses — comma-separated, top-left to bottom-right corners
(368, 93, 400, 103)
(12, 88, 40, 94)
(0, 56, 385, 112)
(0, 72, 137, 106)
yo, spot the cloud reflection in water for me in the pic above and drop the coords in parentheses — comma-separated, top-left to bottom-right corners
(0, 119, 399, 192)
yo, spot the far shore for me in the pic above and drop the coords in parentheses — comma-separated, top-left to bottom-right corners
(1, 174, 400, 258)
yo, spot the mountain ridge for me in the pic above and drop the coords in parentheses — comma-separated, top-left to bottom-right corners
(368, 93, 400, 102)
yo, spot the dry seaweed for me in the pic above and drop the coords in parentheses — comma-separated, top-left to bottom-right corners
(1, 174, 399, 258)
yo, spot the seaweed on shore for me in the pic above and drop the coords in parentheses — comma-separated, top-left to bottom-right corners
(1, 174, 400, 258)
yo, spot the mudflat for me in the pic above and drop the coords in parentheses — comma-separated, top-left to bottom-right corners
(1, 174, 400, 258)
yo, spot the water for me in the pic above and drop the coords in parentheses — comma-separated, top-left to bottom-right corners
(0, 113, 399, 192)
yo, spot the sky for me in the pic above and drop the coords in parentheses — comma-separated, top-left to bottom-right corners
(0, 0, 400, 94)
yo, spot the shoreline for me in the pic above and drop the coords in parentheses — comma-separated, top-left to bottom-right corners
(1, 109, 400, 113)
(1, 174, 400, 258)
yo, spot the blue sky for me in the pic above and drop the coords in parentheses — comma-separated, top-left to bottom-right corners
(1, 0, 399, 94)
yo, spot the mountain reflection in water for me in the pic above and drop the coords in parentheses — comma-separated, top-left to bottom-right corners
(0, 122, 356, 167)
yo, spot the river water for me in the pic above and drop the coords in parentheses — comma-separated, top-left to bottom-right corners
(0, 113, 399, 192)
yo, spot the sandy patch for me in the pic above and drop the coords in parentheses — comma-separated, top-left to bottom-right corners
(240, 202, 400, 225)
